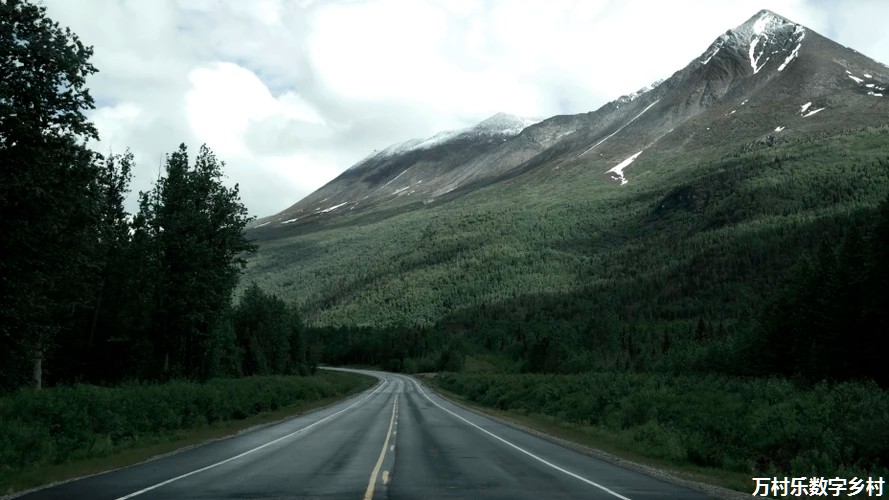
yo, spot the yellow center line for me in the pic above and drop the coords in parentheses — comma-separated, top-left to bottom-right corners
(363, 395, 398, 500)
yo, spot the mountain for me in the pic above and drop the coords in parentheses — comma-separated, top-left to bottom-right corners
(252, 112, 541, 229)
(242, 10, 889, 332)
(250, 9, 887, 236)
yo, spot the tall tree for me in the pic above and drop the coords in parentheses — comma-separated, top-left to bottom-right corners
(136, 144, 255, 380)
(0, 0, 100, 389)
(81, 151, 134, 381)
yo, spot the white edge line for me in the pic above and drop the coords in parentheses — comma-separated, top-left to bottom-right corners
(115, 379, 389, 500)
(411, 379, 632, 500)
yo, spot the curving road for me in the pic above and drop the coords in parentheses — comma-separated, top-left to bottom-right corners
(17, 369, 715, 499)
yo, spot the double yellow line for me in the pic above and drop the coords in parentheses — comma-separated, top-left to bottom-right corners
(364, 394, 398, 500)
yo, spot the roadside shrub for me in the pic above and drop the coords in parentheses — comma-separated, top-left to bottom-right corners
(0, 372, 371, 481)
(435, 372, 889, 480)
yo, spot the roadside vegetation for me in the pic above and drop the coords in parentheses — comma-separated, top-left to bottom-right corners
(431, 372, 889, 492)
(0, 371, 374, 493)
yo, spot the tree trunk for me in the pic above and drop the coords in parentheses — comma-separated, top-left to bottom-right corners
(32, 349, 43, 390)
(87, 291, 103, 353)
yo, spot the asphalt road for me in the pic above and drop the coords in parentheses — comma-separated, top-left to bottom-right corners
(17, 369, 716, 499)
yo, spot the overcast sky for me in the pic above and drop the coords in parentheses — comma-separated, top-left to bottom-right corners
(43, 0, 889, 217)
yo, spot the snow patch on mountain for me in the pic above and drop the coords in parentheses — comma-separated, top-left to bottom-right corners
(317, 202, 348, 214)
(607, 151, 643, 185)
(775, 126, 785, 132)
(800, 102, 812, 113)
(359, 113, 538, 165)
(724, 10, 803, 76)
(778, 26, 805, 71)
(803, 107, 825, 117)
(749, 39, 770, 74)
(752, 13, 773, 34)
(701, 46, 721, 65)
(413, 130, 461, 150)
(379, 169, 410, 190)
(617, 80, 665, 103)
(578, 99, 661, 158)
(845, 71, 887, 96)
(745, 12, 784, 74)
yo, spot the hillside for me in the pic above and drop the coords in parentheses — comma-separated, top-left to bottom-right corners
(242, 10, 889, 339)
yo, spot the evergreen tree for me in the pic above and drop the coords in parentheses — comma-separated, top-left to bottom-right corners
(136, 144, 255, 379)
(83, 151, 134, 381)
(0, 0, 100, 389)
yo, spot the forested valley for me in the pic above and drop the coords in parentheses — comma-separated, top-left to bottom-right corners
(3, 0, 889, 494)
(260, 130, 889, 486)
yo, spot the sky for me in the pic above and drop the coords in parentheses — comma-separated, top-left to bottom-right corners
(43, 0, 889, 217)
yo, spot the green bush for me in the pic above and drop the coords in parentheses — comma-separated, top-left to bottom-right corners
(435, 372, 889, 479)
(0, 372, 370, 480)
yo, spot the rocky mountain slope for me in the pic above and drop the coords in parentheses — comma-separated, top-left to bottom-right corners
(242, 10, 889, 330)
(250, 9, 887, 238)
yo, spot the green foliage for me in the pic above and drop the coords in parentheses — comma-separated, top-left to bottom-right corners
(1, 2, 263, 390)
(0, 0, 101, 390)
(752, 192, 889, 384)
(134, 144, 256, 380)
(232, 283, 309, 376)
(308, 324, 466, 373)
(244, 127, 889, 385)
(0, 372, 371, 482)
(435, 372, 889, 478)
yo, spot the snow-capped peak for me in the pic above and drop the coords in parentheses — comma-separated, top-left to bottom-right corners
(472, 112, 540, 135)
(354, 113, 538, 166)
(752, 11, 780, 35)
(743, 10, 793, 35)
(617, 80, 665, 103)
(701, 10, 805, 75)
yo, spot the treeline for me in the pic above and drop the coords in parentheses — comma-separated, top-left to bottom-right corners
(751, 200, 889, 384)
(0, 1, 309, 391)
(301, 189, 889, 388)
(309, 324, 464, 373)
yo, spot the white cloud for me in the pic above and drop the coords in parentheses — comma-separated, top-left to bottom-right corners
(186, 62, 324, 157)
(42, 0, 889, 217)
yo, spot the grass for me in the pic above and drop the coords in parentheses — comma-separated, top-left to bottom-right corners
(0, 372, 375, 495)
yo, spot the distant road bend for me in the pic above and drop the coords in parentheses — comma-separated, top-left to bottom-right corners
(19, 369, 715, 499)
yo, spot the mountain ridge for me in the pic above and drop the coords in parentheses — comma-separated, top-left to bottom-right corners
(250, 9, 887, 234)
(241, 10, 889, 335)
